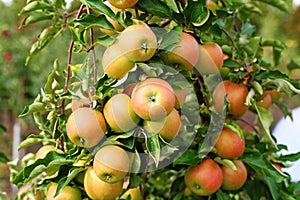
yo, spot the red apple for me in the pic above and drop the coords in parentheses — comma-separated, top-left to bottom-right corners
(221, 160, 247, 190)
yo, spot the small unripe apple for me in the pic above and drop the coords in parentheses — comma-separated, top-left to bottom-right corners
(93, 145, 130, 183)
(214, 127, 245, 159)
(184, 158, 223, 196)
(131, 78, 176, 120)
(143, 108, 181, 141)
(118, 24, 157, 62)
(161, 32, 199, 71)
(213, 80, 249, 116)
(104, 93, 140, 133)
(66, 107, 106, 148)
(195, 42, 224, 75)
(221, 160, 247, 191)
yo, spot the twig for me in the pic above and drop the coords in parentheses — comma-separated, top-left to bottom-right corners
(221, 28, 238, 52)
(86, 6, 97, 84)
(134, 4, 139, 19)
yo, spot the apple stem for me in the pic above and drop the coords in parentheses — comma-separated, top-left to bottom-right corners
(80, 137, 85, 146)
(141, 42, 148, 53)
(105, 174, 112, 181)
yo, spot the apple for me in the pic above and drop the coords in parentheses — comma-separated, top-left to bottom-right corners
(213, 80, 249, 116)
(256, 91, 272, 109)
(173, 86, 188, 109)
(143, 108, 181, 141)
(221, 160, 247, 191)
(122, 83, 135, 97)
(66, 107, 106, 148)
(265, 89, 282, 103)
(84, 167, 123, 200)
(118, 24, 157, 62)
(104, 93, 140, 133)
(195, 42, 224, 75)
(184, 158, 223, 196)
(206, 0, 218, 11)
(214, 127, 245, 159)
(102, 42, 136, 80)
(273, 163, 283, 172)
(131, 78, 176, 120)
(108, 0, 139, 9)
(46, 182, 81, 200)
(93, 145, 130, 183)
(161, 32, 199, 71)
(121, 186, 143, 200)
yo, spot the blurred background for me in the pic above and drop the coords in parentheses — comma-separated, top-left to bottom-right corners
(0, 0, 300, 198)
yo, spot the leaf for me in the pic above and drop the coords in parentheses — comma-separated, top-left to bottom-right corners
(223, 59, 241, 68)
(85, 0, 117, 20)
(55, 167, 86, 197)
(0, 124, 7, 135)
(264, 176, 280, 200)
(287, 59, 300, 71)
(183, 1, 210, 26)
(163, 0, 180, 13)
(19, 1, 53, 14)
(74, 14, 114, 30)
(173, 149, 201, 166)
(18, 135, 43, 150)
(255, 0, 289, 12)
(158, 29, 181, 50)
(263, 78, 300, 96)
(137, 0, 173, 19)
(145, 133, 161, 168)
(216, 189, 232, 200)
(191, 7, 210, 27)
(21, 12, 52, 27)
(255, 70, 289, 82)
(255, 104, 277, 148)
(241, 21, 256, 35)
(0, 153, 9, 163)
(280, 151, 300, 162)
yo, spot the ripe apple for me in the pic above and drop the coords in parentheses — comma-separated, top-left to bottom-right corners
(104, 93, 140, 133)
(143, 108, 181, 141)
(66, 107, 106, 148)
(84, 167, 123, 200)
(122, 83, 135, 97)
(221, 160, 247, 190)
(256, 91, 272, 109)
(118, 24, 157, 62)
(121, 186, 143, 200)
(161, 32, 199, 71)
(108, 0, 139, 9)
(131, 78, 176, 120)
(273, 163, 283, 172)
(184, 158, 223, 196)
(102, 42, 136, 80)
(195, 42, 224, 75)
(173, 86, 188, 109)
(214, 127, 245, 159)
(46, 182, 81, 200)
(93, 145, 130, 183)
(213, 80, 249, 116)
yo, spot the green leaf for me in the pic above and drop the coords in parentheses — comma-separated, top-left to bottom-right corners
(145, 133, 161, 168)
(223, 59, 241, 68)
(74, 14, 114, 30)
(241, 21, 256, 35)
(173, 149, 201, 166)
(21, 12, 52, 27)
(19, 1, 53, 14)
(216, 189, 231, 200)
(0, 124, 7, 135)
(263, 78, 300, 96)
(255, 104, 277, 148)
(158, 29, 181, 50)
(183, 1, 210, 26)
(55, 167, 86, 197)
(137, 0, 173, 18)
(255, 0, 289, 12)
(163, 0, 180, 13)
(0, 153, 9, 163)
(287, 59, 300, 71)
(264, 176, 280, 200)
(255, 70, 289, 81)
(18, 135, 44, 150)
(94, 35, 116, 47)
(280, 151, 300, 162)
(85, 0, 117, 20)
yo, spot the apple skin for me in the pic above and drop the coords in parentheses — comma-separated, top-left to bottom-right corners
(161, 32, 199, 71)
(213, 80, 249, 117)
(184, 158, 223, 196)
(143, 108, 181, 141)
(121, 186, 143, 200)
(256, 91, 272, 109)
(46, 182, 81, 200)
(206, 0, 218, 11)
(66, 107, 106, 148)
(173, 87, 188, 109)
(84, 167, 123, 200)
(71, 89, 90, 112)
(93, 145, 130, 183)
(195, 42, 224, 75)
(102, 42, 136, 80)
(131, 78, 176, 121)
(118, 24, 157, 62)
(122, 83, 135, 97)
(214, 128, 245, 159)
(221, 160, 247, 191)
(108, 0, 139, 9)
(104, 93, 140, 133)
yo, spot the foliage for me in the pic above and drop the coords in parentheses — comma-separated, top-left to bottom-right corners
(9, 0, 300, 199)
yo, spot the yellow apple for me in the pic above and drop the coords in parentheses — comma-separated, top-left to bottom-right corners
(108, 0, 139, 9)
(46, 182, 81, 200)
(104, 93, 140, 133)
(143, 108, 181, 141)
(121, 186, 143, 200)
(93, 145, 130, 183)
(84, 167, 123, 200)
(66, 107, 106, 148)
(118, 24, 157, 62)
(99, 6, 124, 36)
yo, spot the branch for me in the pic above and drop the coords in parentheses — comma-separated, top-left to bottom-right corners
(87, 6, 97, 85)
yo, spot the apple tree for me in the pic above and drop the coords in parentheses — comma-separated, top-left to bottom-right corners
(11, 0, 300, 199)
